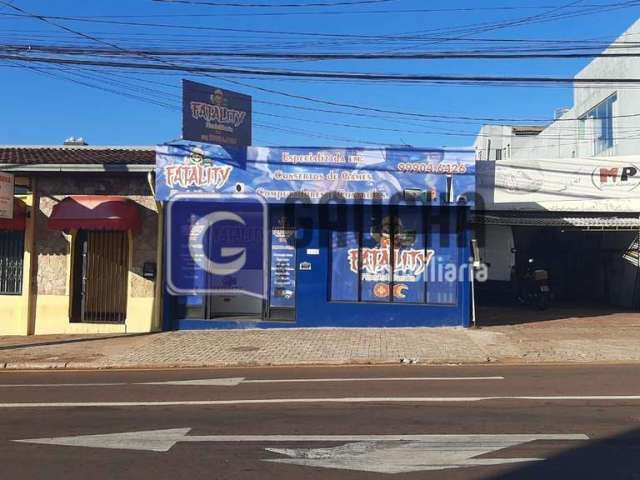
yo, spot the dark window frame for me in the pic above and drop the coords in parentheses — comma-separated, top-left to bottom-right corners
(0, 230, 25, 296)
(329, 205, 453, 306)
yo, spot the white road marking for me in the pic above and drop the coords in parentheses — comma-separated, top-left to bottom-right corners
(0, 383, 127, 388)
(142, 378, 246, 386)
(243, 376, 505, 384)
(2, 395, 640, 408)
(13, 429, 588, 473)
(0, 376, 504, 388)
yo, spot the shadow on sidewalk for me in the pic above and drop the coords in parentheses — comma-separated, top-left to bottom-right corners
(0, 332, 156, 351)
(488, 427, 640, 480)
(476, 301, 640, 327)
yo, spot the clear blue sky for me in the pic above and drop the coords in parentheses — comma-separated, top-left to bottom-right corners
(0, 0, 639, 148)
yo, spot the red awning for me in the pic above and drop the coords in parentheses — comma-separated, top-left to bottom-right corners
(0, 199, 26, 231)
(48, 195, 141, 232)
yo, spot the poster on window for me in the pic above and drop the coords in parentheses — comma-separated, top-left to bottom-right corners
(393, 208, 432, 303)
(359, 207, 392, 302)
(330, 214, 360, 302)
(269, 216, 296, 308)
(332, 207, 436, 304)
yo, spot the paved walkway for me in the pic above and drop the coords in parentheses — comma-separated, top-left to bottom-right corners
(1, 309, 640, 368)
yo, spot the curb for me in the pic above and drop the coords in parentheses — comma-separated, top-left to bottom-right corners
(4, 362, 69, 370)
(4, 358, 637, 370)
(0, 358, 490, 370)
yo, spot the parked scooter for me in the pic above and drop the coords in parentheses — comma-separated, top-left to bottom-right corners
(517, 258, 551, 310)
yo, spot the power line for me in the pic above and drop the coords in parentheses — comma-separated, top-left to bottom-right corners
(152, 0, 397, 7)
(142, 0, 640, 16)
(7, 59, 640, 149)
(4, 0, 640, 147)
(7, 57, 640, 136)
(5, 52, 640, 84)
(7, 43, 640, 60)
(1, 14, 633, 48)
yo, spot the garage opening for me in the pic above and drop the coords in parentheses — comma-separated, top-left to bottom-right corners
(474, 212, 640, 325)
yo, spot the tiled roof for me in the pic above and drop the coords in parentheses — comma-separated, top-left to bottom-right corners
(0, 146, 155, 166)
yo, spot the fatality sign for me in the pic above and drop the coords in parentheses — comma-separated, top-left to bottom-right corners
(182, 80, 252, 147)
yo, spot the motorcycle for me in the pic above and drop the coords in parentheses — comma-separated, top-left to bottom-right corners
(517, 258, 551, 310)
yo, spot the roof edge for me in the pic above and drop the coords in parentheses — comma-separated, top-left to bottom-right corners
(0, 164, 154, 173)
(0, 145, 154, 151)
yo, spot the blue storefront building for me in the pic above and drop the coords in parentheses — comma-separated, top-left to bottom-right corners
(156, 143, 476, 330)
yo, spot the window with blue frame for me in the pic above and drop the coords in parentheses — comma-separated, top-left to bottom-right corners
(329, 206, 460, 305)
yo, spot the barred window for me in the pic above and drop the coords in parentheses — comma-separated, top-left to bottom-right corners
(0, 230, 25, 295)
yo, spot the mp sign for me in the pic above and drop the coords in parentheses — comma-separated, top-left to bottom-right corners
(182, 80, 252, 147)
(592, 164, 640, 192)
(166, 194, 267, 297)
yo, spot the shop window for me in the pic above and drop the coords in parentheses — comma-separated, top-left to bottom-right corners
(0, 230, 24, 295)
(174, 206, 296, 322)
(329, 206, 458, 305)
(426, 212, 459, 305)
(330, 211, 360, 302)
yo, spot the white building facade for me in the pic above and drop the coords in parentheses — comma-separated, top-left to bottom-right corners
(475, 18, 640, 163)
(474, 18, 640, 310)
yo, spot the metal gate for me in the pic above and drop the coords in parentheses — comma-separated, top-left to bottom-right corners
(72, 230, 128, 323)
(0, 230, 24, 295)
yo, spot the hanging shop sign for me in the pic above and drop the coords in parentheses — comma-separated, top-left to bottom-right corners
(156, 144, 475, 205)
(165, 193, 267, 297)
(477, 155, 640, 212)
(0, 172, 14, 220)
(182, 80, 252, 147)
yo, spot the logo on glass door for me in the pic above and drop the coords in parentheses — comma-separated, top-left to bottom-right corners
(188, 211, 248, 276)
(166, 194, 267, 298)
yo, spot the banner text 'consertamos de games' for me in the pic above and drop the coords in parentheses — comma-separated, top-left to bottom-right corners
(156, 144, 475, 205)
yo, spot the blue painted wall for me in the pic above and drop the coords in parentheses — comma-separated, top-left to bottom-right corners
(168, 205, 471, 330)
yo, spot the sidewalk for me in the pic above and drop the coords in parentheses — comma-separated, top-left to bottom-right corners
(2, 310, 640, 369)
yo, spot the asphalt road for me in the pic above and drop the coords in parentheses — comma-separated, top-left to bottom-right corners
(1, 364, 640, 479)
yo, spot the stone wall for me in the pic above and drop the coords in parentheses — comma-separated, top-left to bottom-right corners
(35, 173, 158, 298)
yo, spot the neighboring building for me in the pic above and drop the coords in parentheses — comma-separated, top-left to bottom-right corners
(475, 18, 640, 162)
(474, 18, 640, 309)
(0, 145, 160, 335)
(473, 125, 545, 162)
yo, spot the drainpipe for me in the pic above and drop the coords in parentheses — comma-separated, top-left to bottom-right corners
(26, 177, 37, 336)
(470, 238, 480, 328)
(147, 171, 164, 332)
